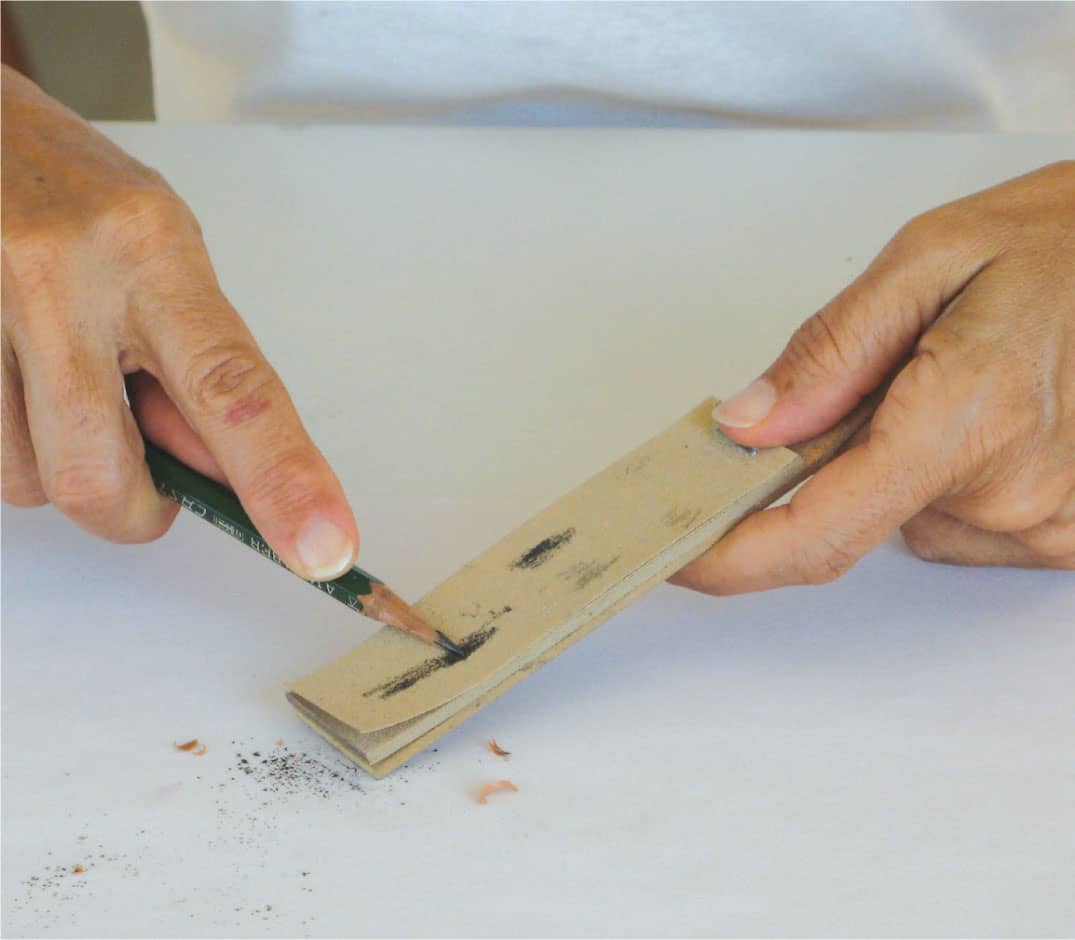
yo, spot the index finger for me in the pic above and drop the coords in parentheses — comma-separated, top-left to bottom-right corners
(137, 292, 359, 581)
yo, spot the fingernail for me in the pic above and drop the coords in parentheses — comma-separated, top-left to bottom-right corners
(296, 517, 355, 581)
(713, 378, 777, 428)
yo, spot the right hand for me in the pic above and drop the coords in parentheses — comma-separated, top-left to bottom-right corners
(1, 66, 360, 580)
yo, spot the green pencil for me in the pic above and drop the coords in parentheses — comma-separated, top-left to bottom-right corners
(143, 441, 464, 658)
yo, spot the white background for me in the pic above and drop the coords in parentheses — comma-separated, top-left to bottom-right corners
(3, 126, 1074, 937)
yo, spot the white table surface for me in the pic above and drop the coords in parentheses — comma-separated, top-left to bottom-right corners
(3, 125, 1074, 938)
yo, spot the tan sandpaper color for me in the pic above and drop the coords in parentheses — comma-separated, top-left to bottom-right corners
(287, 395, 877, 777)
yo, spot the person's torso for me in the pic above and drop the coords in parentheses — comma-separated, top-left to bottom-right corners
(143, 1, 1075, 130)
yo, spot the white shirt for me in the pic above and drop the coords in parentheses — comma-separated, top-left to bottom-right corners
(143, 1, 1075, 131)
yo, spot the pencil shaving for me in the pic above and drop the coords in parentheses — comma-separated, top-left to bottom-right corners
(193, 744, 208, 756)
(72, 865, 85, 875)
(174, 739, 199, 752)
(478, 780, 518, 804)
(487, 739, 511, 758)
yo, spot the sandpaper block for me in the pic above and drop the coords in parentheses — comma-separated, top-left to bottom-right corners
(287, 396, 875, 777)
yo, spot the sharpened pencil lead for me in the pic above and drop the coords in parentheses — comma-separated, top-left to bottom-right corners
(436, 631, 466, 660)
(142, 440, 453, 654)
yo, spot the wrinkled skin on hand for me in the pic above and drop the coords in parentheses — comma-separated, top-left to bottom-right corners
(2, 66, 359, 580)
(676, 161, 1075, 594)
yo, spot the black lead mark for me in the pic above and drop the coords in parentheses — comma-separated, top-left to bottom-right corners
(362, 606, 512, 700)
(512, 528, 575, 570)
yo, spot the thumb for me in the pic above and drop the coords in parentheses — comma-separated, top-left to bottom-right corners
(714, 214, 992, 449)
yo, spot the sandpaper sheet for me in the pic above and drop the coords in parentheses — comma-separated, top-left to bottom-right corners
(288, 399, 807, 775)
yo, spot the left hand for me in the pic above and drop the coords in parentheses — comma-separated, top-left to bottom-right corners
(673, 161, 1075, 595)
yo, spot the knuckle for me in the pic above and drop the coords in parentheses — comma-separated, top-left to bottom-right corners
(952, 469, 1061, 533)
(877, 350, 950, 437)
(961, 419, 1020, 478)
(46, 461, 129, 520)
(887, 211, 948, 259)
(796, 533, 857, 586)
(182, 344, 278, 426)
(96, 185, 198, 262)
(983, 491, 1051, 532)
(782, 308, 864, 382)
(882, 206, 981, 279)
(900, 518, 944, 563)
(111, 500, 180, 546)
(242, 447, 325, 516)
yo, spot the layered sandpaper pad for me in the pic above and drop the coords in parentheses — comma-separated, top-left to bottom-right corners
(288, 396, 871, 776)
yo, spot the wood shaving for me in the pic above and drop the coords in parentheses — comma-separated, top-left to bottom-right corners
(193, 744, 208, 756)
(174, 739, 199, 752)
(486, 739, 511, 758)
(72, 865, 85, 875)
(478, 780, 519, 804)
(77, 836, 87, 841)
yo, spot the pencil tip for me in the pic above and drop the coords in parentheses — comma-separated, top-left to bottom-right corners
(436, 631, 466, 660)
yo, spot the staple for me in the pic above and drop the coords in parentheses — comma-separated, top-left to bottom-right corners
(713, 426, 757, 457)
